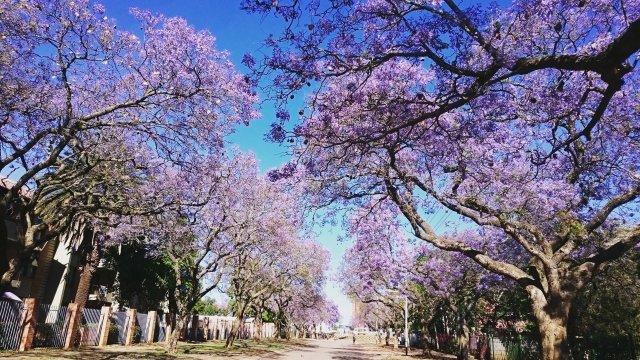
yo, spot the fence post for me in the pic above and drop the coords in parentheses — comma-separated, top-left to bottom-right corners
(63, 303, 79, 349)
(98, 306, 112, 347)
(146, 311, 157, 343)
(18, 298, 37, 351)
(124, 308, 137, 346)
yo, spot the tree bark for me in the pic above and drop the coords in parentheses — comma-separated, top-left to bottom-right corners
(74, 239, 100, 309)
(67, 233, 100, 348)
(0, 205, 9, 291)
(456, 323, 470, 360)
(167, 316, 185, 354)
(539, 317, 569, 360)
(274, 317, 281, 339)
(254, 310, 263, 341)
(528, 286, 571, 360)
(0, 220, 48, 291)
(225, 317, 243, 347)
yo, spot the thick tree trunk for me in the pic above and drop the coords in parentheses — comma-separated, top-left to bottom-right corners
(538, 315, 569, 360)
(286, 323, 293, 340)
(1, 249, 29, 289)
(67, 237, 99, 348)
(74, 240, 99, 309)
(0, 207, 9, 291)
(0, 221, 47, 290)
(167, 316, 185, 354)
(254, 313, 263, 341)
(456, 323, 470, 360)
(274, 318, 281, 339)
(528, 286, 571, 360)
(225, 317, 243, 347)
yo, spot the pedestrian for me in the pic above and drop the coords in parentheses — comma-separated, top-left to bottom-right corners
(352, 329, 356, 344)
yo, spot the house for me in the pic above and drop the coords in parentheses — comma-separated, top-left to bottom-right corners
(1, 176, 115, 307)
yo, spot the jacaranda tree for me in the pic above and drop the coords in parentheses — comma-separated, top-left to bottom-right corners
(247, 1, 640, 359)
(0, 0, 258, 290)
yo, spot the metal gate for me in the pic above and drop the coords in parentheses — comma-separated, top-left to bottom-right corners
(109, 311, 129, 344)
(136, 312, 148, 343)
(32, 303, 69, 348)
(0, 300, 25, 350)
(79, 308, 102, 346)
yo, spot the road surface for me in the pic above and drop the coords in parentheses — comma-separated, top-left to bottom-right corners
(257, 338, 397, 360)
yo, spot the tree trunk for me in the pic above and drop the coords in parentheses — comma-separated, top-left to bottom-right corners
(456, 322, 470, 360)
(528, 287, 571, 360)
(167, 316, 185, 354)
(274, 318, 281, 339)
(66, 236, 99, 348)
(1, 248, 29, 289)
(0, 221, 47, 290)
(0, 207, 9, 291)
(225, 317, 243, 347)
(74, 240, 99, 309)
(254, 312, 263, 341)
(538, 315, 569, 360)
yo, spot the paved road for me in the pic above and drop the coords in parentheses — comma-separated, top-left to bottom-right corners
(255, 339, 396, 360)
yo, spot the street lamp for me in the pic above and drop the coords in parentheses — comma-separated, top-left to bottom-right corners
(403, 294, 409, 356)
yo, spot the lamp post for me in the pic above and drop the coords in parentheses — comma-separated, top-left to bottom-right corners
(404, 295, 409, 356)
(389, 289, 409, 356)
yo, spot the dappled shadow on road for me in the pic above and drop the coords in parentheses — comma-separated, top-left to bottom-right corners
(330, 350, 385, 360)
(406, 350, 456, 360)
(375, 346, 458, 360)
(0, 348, 177, 360)
(291, 341, 321, 349)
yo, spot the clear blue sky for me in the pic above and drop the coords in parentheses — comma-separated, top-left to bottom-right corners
(100, 0, 354, 324)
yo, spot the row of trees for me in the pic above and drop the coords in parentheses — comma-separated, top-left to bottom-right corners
(244, 0, 640, 359)
(3, 1, 639, 359)
(341, 218, 640, 359)
(0, 0, 337, 353)
(340, 205, 514, 357)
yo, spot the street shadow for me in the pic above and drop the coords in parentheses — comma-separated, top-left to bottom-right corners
(0, 349, 178, 360)
(330, 350, 383, 360)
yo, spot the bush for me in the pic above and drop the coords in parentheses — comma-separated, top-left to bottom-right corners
(133, 325, 142, 343)
(108, 322, 120, 344)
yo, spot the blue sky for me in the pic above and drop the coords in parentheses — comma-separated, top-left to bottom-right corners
(99, 0, 354, 324)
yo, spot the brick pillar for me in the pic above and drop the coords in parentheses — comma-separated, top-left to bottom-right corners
(64, 303, 80, 349)
(146, 311, 157, 344)
(18, 298, 37, 351)
(98, 306, 112, 347)
(124, 308, 137, 346)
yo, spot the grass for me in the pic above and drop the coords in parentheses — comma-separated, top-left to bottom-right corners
(0, 339, 298, 359)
